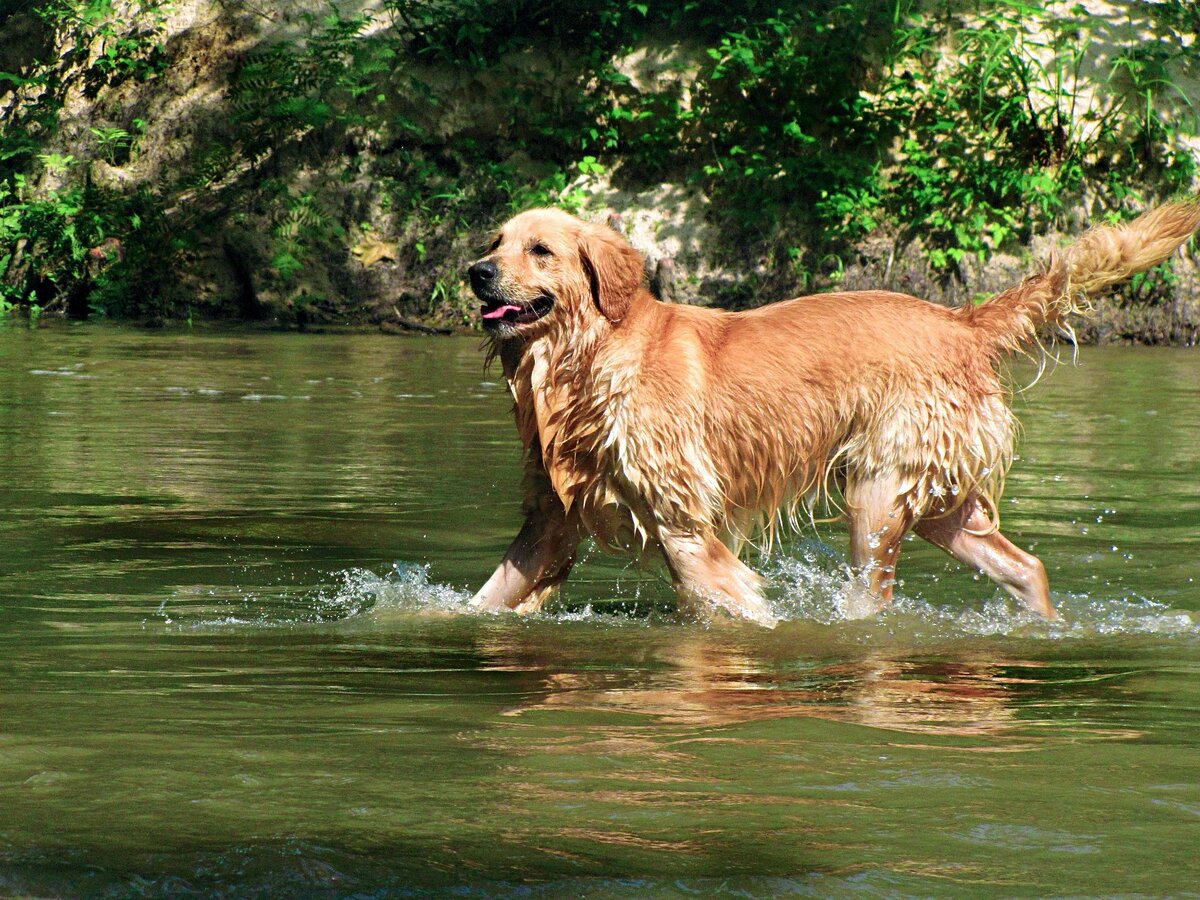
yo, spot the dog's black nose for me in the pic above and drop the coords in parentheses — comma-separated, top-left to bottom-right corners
(469, 260, 498, 292)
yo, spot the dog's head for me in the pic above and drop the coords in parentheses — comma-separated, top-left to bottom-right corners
(468, 209, 644, 338)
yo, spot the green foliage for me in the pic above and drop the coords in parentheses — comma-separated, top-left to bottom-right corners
(1, 0, 1197, 322)
(268, 188, 340, 285)
(89, 123, 141, 165)
(375, 0, 1197, 276)
(569, 0, 1196, 272)
(873, 1, 1197, 269)
(1, 1, 168, 178)
(231, 10, 392, 145)
(0, 0, 172, 316)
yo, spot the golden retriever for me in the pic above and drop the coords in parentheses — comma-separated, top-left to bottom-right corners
(467, 200, 1200, 626)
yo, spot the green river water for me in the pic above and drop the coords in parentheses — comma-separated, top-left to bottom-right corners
(1, 325, 1198, 898)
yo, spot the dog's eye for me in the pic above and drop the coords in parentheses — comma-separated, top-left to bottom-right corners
(529, 243, 553, 258)
(487, 236, 501, 253)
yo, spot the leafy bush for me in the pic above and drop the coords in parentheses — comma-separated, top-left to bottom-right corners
(385, 0, 1197, 277)
(0, 0, 171, 315)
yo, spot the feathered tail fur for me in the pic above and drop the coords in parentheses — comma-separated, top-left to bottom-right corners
(964, 195, 1200, 350)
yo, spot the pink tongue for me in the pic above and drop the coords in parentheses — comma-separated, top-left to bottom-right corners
(482, 304, 523, 320)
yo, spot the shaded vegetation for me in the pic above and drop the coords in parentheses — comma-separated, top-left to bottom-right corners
(0, 0, 1197, 327)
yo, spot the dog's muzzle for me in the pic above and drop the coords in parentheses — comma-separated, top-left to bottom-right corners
(468, 260, 554, 329)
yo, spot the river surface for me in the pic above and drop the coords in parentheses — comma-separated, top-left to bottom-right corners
(1, 325, 1198, 897)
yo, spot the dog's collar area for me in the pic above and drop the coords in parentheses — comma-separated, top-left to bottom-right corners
(480, 294, 553, 328)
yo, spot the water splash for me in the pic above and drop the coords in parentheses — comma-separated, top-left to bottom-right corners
(319, 557, 1200, 640)
(332, 562, 471, 617)
(334, 565, 662, 627)
(764, 543, 852, 624)
(155, 549, 1198, 642)
(154, 563, 471, 630)
(763, 544, 1200, 642)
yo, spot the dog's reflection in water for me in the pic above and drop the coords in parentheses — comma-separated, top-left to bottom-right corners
(472, 629, 1030, 738)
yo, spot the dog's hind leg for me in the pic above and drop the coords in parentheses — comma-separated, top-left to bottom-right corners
(843, 475, 915, 618)
(658, 529, 778, 628)
(471, 495, 581, 614)
(914, 496, 1057, 619)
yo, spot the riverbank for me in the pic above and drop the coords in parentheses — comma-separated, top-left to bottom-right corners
(1, 1, 1197, 342)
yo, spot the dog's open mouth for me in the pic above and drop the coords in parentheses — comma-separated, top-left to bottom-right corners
(480, 295, 553, 328)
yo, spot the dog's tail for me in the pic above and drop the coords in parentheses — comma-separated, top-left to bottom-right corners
(963, 195, 1200, 351)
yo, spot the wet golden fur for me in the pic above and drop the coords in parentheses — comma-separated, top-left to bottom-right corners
(468, 200, 1200, 626)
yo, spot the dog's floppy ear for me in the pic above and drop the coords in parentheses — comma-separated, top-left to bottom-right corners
(578, 223, 643, 323)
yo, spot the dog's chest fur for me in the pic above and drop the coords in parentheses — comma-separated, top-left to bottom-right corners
(501, 335, 713, 552)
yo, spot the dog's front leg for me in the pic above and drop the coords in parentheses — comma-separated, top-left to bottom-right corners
(471, 494, 580, 615)
(658, 529, 778, 628)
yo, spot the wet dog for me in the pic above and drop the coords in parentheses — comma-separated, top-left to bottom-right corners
(467, 201, 1200, 626)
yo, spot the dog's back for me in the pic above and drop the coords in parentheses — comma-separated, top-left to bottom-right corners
(616, 288, 1011, 543)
